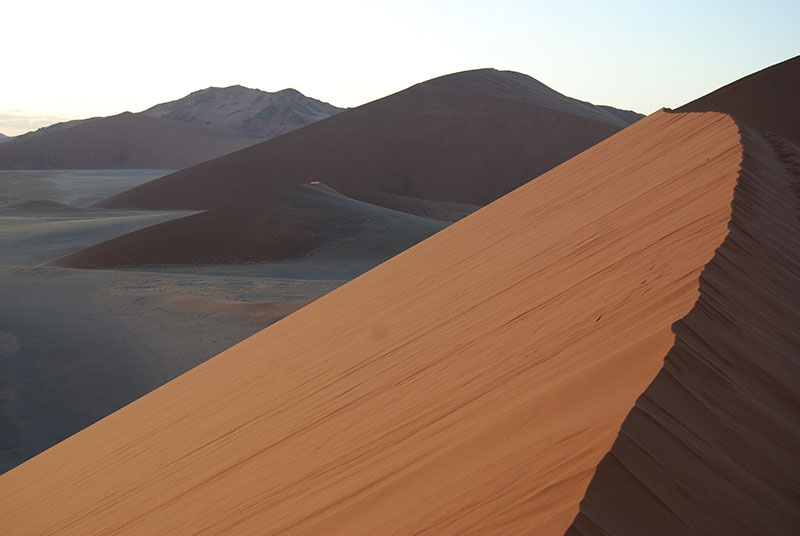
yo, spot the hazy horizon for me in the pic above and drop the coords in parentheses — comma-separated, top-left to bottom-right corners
(2, 0, 798, 136)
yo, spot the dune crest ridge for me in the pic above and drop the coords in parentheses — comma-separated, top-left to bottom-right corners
(0, 111, 749, 534)
(568, 124, 800, 535)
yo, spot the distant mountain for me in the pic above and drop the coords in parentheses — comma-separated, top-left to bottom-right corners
(99, 68, 644, 212)
(677, 55, 799, 144)
(61, 68, 644, 268)
(141, 85, 344, 139)
(0, 133, 11, 144)
(0, 86, 344, 169)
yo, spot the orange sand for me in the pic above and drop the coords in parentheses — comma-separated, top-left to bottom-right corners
(0, 111, 744, 534)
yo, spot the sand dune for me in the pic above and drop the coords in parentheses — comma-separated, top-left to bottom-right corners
(96, 68, 642, 211)
(0, 110, 758, 534)
(153, 294, 311, 320)
(49, 183, 447, 268)
(0, 112, 263, 170)
(0, 86, 344, 170)
(340, 189, 478, 221)
(677, 55, 799, 144)
(56, 69, 641, 268)
(567, 125, 800, 536)
(0, 199, 90, 214)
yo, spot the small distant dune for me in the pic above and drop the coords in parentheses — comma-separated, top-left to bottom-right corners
(0, 199, 90, 215)
(341, 189, 479, 221)
(153, 294, 311, 321)
(48, 183, 447, 268)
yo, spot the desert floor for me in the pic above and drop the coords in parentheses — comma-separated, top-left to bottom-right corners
(0, 170, 364, 473)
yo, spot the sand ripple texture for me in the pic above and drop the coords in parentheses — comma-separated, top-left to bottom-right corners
(0, 111, 795, 535)
(568, 126, 800, 536)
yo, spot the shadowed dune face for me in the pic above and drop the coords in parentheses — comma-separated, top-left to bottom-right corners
(0, 86, 345, 170)
(95, 69, 640, 211)
(568, 126, 800, 536)
(677, 55, 800, 145)
(48, 184, 448, 268)
(340, 189, 478, 221)
(52, 69, 640, 268)
(0, 113, 264, 170)
(0, 111, 745, 535)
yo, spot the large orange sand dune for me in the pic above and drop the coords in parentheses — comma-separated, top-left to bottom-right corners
(568, 125, 800, 536)
(0, 110, 763, 534)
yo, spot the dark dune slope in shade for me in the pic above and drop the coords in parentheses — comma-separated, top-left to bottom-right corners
(0, 111, 743, 535)
(677, 55, 800, 144)
(95, 69, 640, 210)
(338, 189, 478, 221)
(0, 112, 263, 170)
(49, 184, 447, 268)
(568, 126, 800, 536)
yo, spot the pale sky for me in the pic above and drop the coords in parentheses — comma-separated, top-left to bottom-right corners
(2, 0, 798, 136)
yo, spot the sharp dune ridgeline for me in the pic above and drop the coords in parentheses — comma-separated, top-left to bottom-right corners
(7, 108, 794, 535)
(568, 56, 800, 536)
(567, 121, 800, 536)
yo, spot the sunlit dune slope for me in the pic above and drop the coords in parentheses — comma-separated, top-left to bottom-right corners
(0, 111, 743, 534)
(568, 125, 800, 536)
(94, 68, 640, 210)
(677, 55, 799, 144)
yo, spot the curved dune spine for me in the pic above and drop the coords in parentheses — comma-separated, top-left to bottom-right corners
(568, 124, 800, 536)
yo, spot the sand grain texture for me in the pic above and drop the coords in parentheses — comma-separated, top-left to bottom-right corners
(568, 125, 800, 536)
(0, 111, 749, 534)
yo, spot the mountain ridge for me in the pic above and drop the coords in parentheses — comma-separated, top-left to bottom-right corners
(0, 85, 344, 169)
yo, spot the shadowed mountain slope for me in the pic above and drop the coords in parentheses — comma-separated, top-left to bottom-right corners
(95, 68, 642, 211)
(0, 110, 764, 535)
(677, 55, 800, 144)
